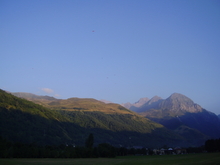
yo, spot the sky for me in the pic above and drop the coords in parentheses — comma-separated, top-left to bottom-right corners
(1, 0, 220, 114)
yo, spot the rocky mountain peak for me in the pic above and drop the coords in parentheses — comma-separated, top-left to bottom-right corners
(134, 97, 149, 107)
(147, 96, 162, 105)
(169, 93, 190, 99)
(160, 93, 203, 113)
(121, 97, 149, 110)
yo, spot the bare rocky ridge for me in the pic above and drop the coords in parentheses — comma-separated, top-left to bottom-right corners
(121, 97, 149, 109)
(159, 93, 203, 113)
(123, 93, 205, 115)
(122, 96, 163, 112)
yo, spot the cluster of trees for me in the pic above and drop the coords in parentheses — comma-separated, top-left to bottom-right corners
(205, 139, 220, 152)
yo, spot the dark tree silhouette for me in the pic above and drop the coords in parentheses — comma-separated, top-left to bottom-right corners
(85, 133, 94, 149)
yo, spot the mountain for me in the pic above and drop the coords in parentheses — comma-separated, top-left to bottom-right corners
(127, 93, 220, 143)
(157, 93, 203, 114)
(121, 102, 133, 109)
(1, 90, 187, 148)
(133, 96, 163, 113)
(122, 97, 149, 111)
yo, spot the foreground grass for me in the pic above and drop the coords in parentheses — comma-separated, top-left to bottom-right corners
(1, 153, 220, 165)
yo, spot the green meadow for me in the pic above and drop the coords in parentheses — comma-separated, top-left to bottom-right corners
(1, 153, 220, 165)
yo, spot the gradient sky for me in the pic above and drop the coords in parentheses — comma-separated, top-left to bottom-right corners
(1, 0, 220, 114)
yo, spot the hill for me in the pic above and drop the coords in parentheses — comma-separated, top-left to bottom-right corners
(0, 90, 74, 145)
(1, 90, 187, 148)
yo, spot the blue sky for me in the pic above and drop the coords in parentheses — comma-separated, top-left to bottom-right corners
(1, 0, 220, 114)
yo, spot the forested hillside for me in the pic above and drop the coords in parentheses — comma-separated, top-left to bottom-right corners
(1, 89, 186, 147)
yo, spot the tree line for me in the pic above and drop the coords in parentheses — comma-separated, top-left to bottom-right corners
(0, 134, 115, 158)
(205, 138, 220, 152)
(0, 134, 146, 158)
(1, 134, 219, 158)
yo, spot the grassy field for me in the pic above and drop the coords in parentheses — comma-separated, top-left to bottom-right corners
(1, 153, 220, 165)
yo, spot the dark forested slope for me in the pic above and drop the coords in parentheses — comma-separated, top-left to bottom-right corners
(1, 90, 193, 147)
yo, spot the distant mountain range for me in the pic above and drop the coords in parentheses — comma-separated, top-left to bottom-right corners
(122, 96, 162, 112)
(1, 89, 219, 148)
(122, 93, 220, 144)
